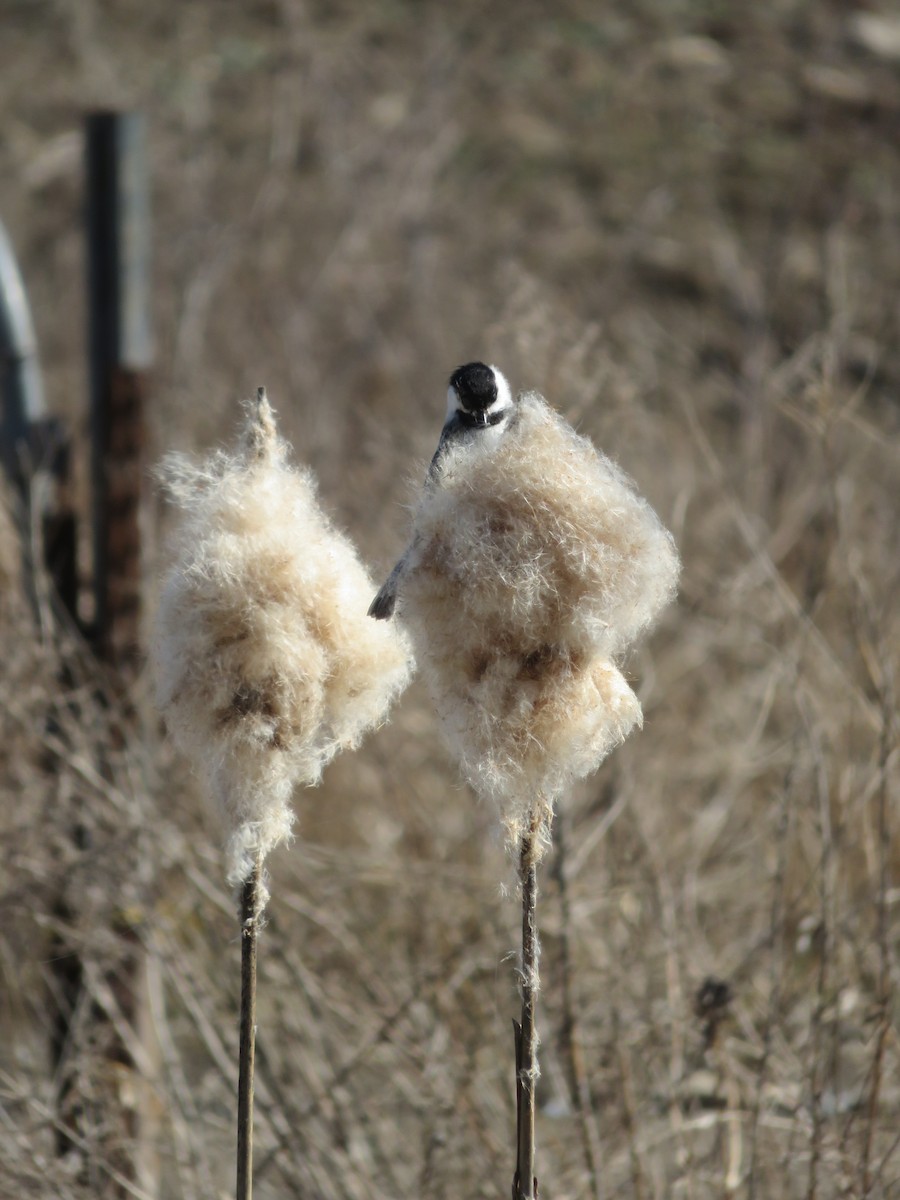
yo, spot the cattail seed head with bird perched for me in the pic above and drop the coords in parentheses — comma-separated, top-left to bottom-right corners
(371, 364, 680, 851)
(154, 389, 413, 888)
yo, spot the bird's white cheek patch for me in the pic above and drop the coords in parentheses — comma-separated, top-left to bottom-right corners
(490, 366, 513, 410)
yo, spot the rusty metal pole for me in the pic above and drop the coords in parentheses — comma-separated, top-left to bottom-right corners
(81, 112, 157, 1197)
(85, 111, 152, 670)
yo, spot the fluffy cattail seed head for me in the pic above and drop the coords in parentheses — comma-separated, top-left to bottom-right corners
(397, 389, 680, 849)
(154, 390, 413, 885)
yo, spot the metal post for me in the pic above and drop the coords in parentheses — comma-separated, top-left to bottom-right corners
(79, 113, 158, 1198)
(85, 111, 152, 669)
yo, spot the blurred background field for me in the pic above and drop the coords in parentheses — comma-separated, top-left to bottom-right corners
(1, 2, 898, 1197)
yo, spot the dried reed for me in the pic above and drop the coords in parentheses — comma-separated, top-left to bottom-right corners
(154, 389, 412, 1199)
(384, 382, 679, 1195)
(154, 389, 412, 887)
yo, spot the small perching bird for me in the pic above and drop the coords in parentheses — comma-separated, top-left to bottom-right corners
(370, 362, 680, 849)
(368, 363, 516, 620)
(154, 389, 413, 889)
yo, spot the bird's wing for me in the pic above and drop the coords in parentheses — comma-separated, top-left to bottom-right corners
(426, 417, 461, 483)
(371, 423, 455, 621)
(368, 555, 407, 620)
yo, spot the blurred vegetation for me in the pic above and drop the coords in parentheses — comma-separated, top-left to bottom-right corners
(1, 1, 898, 1197)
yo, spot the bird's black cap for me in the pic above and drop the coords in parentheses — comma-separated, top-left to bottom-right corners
(449, 362, 497, 413)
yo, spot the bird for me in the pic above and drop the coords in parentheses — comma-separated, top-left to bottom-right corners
(368, 362, 516, 620)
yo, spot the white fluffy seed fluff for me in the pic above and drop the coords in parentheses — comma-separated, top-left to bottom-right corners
(154, 391, 413, 886)
(396, 390, 680, 848)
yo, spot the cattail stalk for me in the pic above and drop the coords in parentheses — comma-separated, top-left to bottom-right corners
(154, 388, 412, 1200)
(385, 382, 680, 1197)
(513, 811, 541, 1200)
(236, 852, 262, 1200)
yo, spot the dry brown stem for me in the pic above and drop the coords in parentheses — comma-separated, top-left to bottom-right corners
(236, 854, 262, 1200)
(513, 809, 544, 1200)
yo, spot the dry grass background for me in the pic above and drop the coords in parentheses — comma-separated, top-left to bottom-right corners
(1, 1, 899, 1197)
